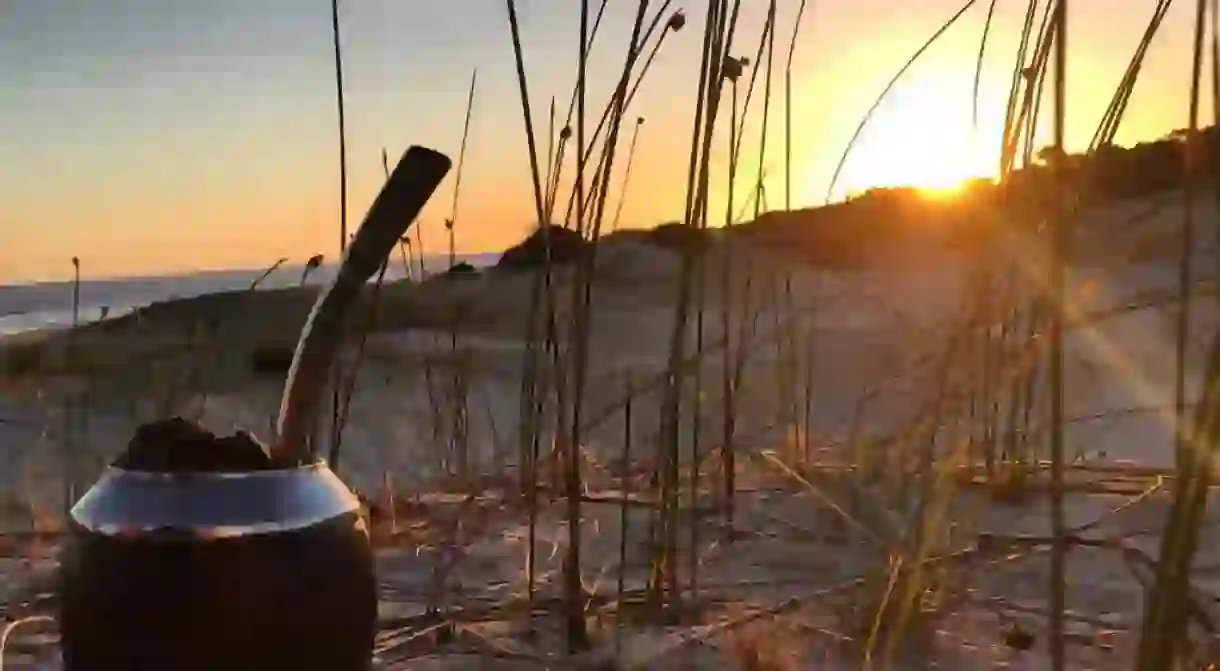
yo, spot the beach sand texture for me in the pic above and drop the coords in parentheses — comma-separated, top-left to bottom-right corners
(0, 199, 1219, 668)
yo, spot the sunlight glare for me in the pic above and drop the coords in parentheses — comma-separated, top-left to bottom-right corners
(918, 181, 967, 201)
(836, 77, 1003, 200)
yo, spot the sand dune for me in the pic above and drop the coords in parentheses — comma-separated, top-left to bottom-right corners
(3, 211, 1220, 667)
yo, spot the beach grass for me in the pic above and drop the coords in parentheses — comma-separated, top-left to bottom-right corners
(4, 0, 1220, 669)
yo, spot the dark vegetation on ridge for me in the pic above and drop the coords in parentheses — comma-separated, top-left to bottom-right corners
(495, 225, 589, 270)
(740, 125, 1220, 265)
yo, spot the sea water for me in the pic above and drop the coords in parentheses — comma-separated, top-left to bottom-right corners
(0, 254, 501, 337)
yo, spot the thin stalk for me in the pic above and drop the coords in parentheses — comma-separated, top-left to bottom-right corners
(555, 0, 614, 141)
(680, 0, 738, 598)
(330, 0, 347, 247)
(988, 4, 1053, 476)
(559, 0, 595, 652)
(1135, 0, 1210, 666)
(1177, 31, 1199, 478)
(548, 0, 619, 228)
(786, 2, 810, 470)
(785, 0, 808, 214)
(727, 24, 774, 179)
(690, 12, 739, 587)
(757, 0, 781, 462)
(873, 270, 980, 669)
(395, 209, 443, 461)
(802, 320, 815, 465)
(1016, 1, 1055, 161)
(569, 28, 679, 226)
(615, 370, 634, 655)
(1021, 4, 1055, 165)
(972, 0, 1004, 479)
(610, 117, 645, 232)
(447, 69, 478, 481)
(1002, 292, 1029, 463)
(447, 68, 478, 272)
(977, 266, 998, 474)
(649, 0, 728, 614)
(522, 368, 540, 634)
(1212, 0, 1219, 131)
(686, 10, 735, 589)
(565, 0, 650, 640)
(71, 255, 79, 334)
(667, 0, 723, 605)
(720, 2, 780, 547)
(414, 224, 428, 279)
(721, 74, 740, 542)
(1017, 299, 1043, 461)
(547, 133, 570, 225)
(990, 265, 1022, 469)
(1211, 0, 1219, 256)
(64, 256, 81, 513)
(383, 149, 414, 281)
(520, 328, 542, 504)
(246, 258, 288, 292)
(1090, 0, 1172, 152)
(398, 241, 411, 281)
(561, 3, 679, 224)
(545, 97, 557, 220)
(973, 0, 1000, 134)
(329, 148, 404, 467)
(505, 0, 557, 635)
(331, 258, 391, 463)
(328, 0, 349, 461)
(1048, 1, 1068, 668)
(1000, 0, 1041, 166)
(503, 0, 548, 238)
(689, 262, 705, 603)
(825, 0, 982, 203)
(1000, 35, 1053, 470)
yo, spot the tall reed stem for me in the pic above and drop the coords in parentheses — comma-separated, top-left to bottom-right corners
(503, 0, 553, 635)
(64, 256, 81, 514)
(446, 69, 478, 273)
(786, 3, 810, 469)
(560, 0, 593, 652)
(610, 117, 644, 232)
(1048, 1, 1068, 668)
(615, 370, 633, 656)
(328, 0, 349, 460)
(825, 0, 981, 203)
(650, 0, 730, 613)
(1135, 0, 1211, 666)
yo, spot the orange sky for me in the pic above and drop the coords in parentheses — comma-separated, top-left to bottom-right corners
(0, 0, 1210, 283)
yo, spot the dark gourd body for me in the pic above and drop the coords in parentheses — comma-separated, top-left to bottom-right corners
(56, 463, 376, 671)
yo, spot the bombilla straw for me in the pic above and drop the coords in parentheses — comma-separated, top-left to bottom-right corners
(273, 146, 452, 463)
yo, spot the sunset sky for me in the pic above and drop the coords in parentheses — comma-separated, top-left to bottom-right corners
(0, 0, 1210, 283)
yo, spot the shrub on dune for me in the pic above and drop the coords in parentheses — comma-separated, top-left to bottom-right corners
(495, 225, 588, 270)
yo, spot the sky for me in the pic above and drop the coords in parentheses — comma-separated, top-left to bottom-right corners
(0, 0, 1211, 283)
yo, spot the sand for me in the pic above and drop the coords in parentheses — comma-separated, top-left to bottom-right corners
(1, 210, 1219, 668)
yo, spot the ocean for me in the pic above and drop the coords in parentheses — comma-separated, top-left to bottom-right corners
(0, 252, 501, 337)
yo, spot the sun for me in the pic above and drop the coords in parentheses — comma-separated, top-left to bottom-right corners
(918, 181, 967, 202)
(836, 78, 1000, 200)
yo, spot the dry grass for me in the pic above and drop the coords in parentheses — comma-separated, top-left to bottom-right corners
(5, 0, 1220, 669)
